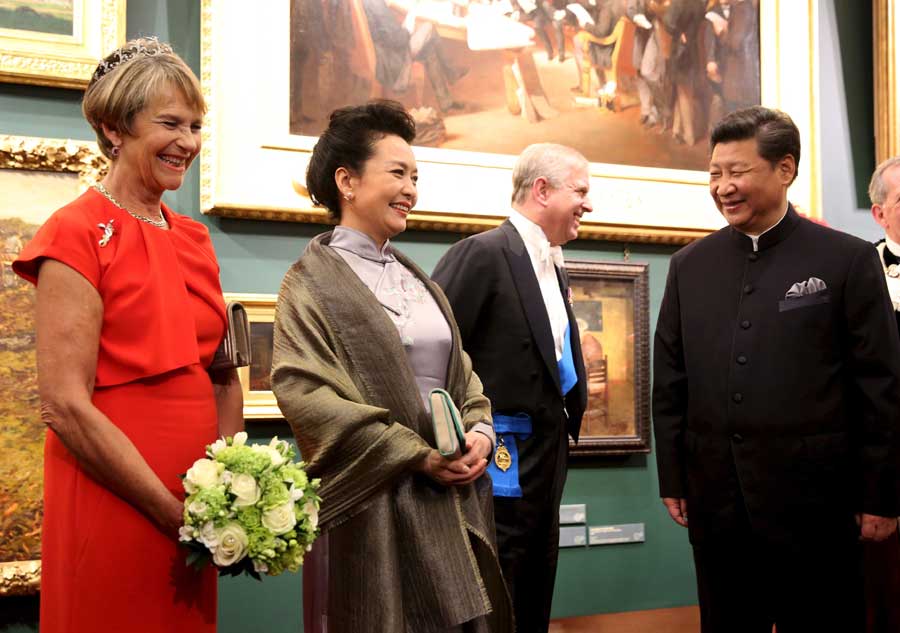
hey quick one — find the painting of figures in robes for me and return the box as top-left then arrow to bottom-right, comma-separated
288,0 -> 760,172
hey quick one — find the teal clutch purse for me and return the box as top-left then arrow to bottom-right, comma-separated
428,388 -> 466,458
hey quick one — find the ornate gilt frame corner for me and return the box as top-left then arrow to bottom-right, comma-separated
874,0 -> 898,165
0,134 -> 105,597
0,135 -> 108,188
0,0 -> 126,89
0,560 -> 40,597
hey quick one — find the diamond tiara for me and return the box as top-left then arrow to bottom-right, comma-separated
90,37 -> 174,86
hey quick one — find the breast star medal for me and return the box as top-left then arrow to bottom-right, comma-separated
97,219 -> 115,247
494,437 -> 512,472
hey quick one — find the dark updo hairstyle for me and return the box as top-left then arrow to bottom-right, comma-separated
710,106 -> 801,184
306,100 -> 416,220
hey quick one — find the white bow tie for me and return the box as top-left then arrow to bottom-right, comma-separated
538,242 -> 564,268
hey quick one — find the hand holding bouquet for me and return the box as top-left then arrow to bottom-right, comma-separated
179,432 -> 321,578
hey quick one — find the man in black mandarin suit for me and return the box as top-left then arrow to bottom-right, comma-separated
433,144 -> 590,633
653,107 -> 900,632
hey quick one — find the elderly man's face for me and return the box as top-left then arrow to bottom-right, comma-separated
540,162 -> 593,246
709,138 -> 794,234
872,165 -> 900,243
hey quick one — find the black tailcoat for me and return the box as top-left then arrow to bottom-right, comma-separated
653,206 -> 900,546
432,220 -> 587,633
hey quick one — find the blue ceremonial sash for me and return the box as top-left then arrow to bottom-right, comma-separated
558,322 -> 577,395
487,413 -> 532,497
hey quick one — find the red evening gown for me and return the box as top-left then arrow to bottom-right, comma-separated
14,188 -> 226,633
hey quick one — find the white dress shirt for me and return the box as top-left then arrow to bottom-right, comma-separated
740,203 -> 789,252
508,210 -> 570,361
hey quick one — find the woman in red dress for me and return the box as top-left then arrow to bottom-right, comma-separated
13,38 -> 243,633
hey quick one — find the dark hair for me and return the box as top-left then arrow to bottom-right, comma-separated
710,106 -> 801,184
306,100 -> 416,219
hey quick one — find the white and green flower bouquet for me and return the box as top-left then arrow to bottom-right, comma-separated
178,431 -> 321,579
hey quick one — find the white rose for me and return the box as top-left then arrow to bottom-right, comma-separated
230,473 -> 261,507
199,521 -> 220,549
187,500 -> 208,517
178,525 -> 195,543
231,431 -> 248,447
262,501 -> 297,535
303,500 -> 319,531
209,438 -> 227,456
184,458 -> 221,492
212,523 -> 249,566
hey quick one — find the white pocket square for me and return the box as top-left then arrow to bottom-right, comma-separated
785,277 -> 827,299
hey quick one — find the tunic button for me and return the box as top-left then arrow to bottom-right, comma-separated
741,320 -> 751,329
732,392 -> 743,403
736,355 -> 747,365
732,433 -> 744,443
743,284 -> 753,294
748,253 -> 759,262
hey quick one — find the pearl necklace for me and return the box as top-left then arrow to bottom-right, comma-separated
93,183 -> 168,229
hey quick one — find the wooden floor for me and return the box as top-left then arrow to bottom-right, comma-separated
549,606 -> 700,633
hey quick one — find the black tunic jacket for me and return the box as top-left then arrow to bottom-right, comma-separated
653,206 -> 900,545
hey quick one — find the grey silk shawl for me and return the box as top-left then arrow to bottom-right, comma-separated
271,233 -> 513,633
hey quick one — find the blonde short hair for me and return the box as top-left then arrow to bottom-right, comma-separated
511,143 -> 588,206
82,37 -> 206,159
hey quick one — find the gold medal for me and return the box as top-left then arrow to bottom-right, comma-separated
494,444 -> 512,472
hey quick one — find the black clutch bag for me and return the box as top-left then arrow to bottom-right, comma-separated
209,301 -> 251,371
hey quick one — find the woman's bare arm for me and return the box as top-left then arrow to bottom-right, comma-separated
209,367 -> 244,438
36,260 -> 183,536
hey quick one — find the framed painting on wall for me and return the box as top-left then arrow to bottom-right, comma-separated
201,0 -> 820,244
222,293 -> 282,420
0,134 -> 107,596
875,0 -> 900,165
0,0 -> 126,89
565,259 -> 650,457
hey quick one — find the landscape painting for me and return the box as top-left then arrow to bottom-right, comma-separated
0,0 -> 75,36
0,168 -> 79,591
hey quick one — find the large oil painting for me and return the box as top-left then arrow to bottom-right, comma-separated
290,0 -> 760,172
0,135 -> 106,596
566,259 -> 649,456
202,0 -> 817,241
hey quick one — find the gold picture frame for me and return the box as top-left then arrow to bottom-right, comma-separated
0,0 -> 126,89
566,260 -> 650,457
200,0 -> 820,244
875,0 -> 899,165
0,134 -> 107,597
223,293 -> 282,420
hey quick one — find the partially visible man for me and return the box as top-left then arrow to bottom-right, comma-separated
654,106 -> 900,632
432,143 -> 591,633
866,157 -> 900,633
